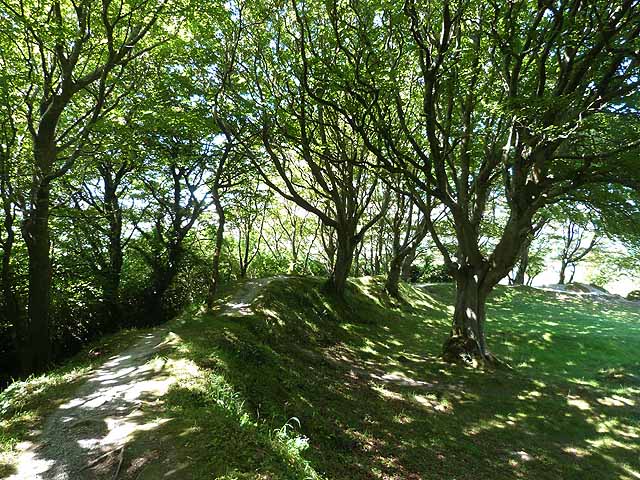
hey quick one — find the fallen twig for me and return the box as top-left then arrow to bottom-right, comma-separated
112,446 -> 125,480
77,446 -> 123,473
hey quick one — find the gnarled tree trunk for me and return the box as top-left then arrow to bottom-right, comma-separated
207,191 -> 225,308
326,227 -> 355,297
441,268 -> 490,365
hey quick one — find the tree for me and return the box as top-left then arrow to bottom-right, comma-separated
253,88 -> 389,295
205,137 -> 238,304
182,0 -> 251,304
132,80 -> 212,321
135,156 -> 210,322
556,219 -> 599,285
244,5 -> 393,295
0,0 -> 171,372
63,121 -> 140,325
229,181 -> 269,278
385,191 -> 429,297
271,200 -> 319,275
284,0 -> 640,364
509,217 -> 548,286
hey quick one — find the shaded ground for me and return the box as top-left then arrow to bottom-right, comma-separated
2,277 -> 639,479
157,277 -> 639,479
4,278 -> 273,480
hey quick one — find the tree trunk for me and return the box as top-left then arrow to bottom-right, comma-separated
326,228 -> 354,297
568,265 -> 576,284
400,245 -> 418,282
145,238 -> 183,324
104,183 -> 123,325
21,181 -> 52,373
207,193 -> 225,308
374,225 -> 383,275
145,268 -> 172,324
102,270 -> 121,327
241,224 -> 250,278
385,256 -> 403,298
441,269 -> 491,365
558,261 -> 567,285
20,103 -> 64,373
512,243 -> 529,285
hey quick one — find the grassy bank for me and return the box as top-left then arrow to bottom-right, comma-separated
1,277 -> 639,479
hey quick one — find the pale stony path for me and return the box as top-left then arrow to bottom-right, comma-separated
221,277 -> 274,316
8,329 -> 174,480
8,278 -> 274,480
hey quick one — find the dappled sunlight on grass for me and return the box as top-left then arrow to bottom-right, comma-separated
122,296 -> 325,479
2,277 -> 638,479
483,285 -> 640,392
150,277 -> 639,479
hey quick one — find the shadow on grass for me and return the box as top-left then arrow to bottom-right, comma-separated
4,278 -> 637,479
157,277 -> 640,479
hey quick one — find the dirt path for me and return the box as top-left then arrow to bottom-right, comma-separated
8,278 -> 273,480
221,277 -> 275,317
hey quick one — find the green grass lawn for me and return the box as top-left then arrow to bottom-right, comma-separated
1,277 -> 639,479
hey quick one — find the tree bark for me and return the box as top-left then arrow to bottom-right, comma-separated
400,245 -> 418,282
21,181 -> 52,373
385,256 -> 403,298
103,175 -> 124,324
512,243 -> 530,285
441,269 -> 491,365
145,259 -> 179,324
326,228 -> 355,297
207,191 -> 225,308
558,261 -> 568,285
19,85 -> 71,373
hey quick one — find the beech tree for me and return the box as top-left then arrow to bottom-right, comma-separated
60,116 -> 146,327
132,71 -> 213,321
385,191 -> 429,297
556,219 -> 599,285
0,0 -> 172,372
508,216 -> 548,286
248,37 -> 390,294
283,0 -> 640,363
229,180 -> 269,278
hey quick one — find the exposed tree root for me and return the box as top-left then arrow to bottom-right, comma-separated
112,446 -> 125,480
441,335 -> 511,370
78,446 -> 124,473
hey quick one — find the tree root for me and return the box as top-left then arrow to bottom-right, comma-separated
112,446 -> 125,480
77,445 -> 124,473
441,335 -> 511,370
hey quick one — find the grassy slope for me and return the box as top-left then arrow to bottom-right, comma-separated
1,278 -> 639,479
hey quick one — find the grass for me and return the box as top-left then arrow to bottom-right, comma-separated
1,277 -> 639,479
